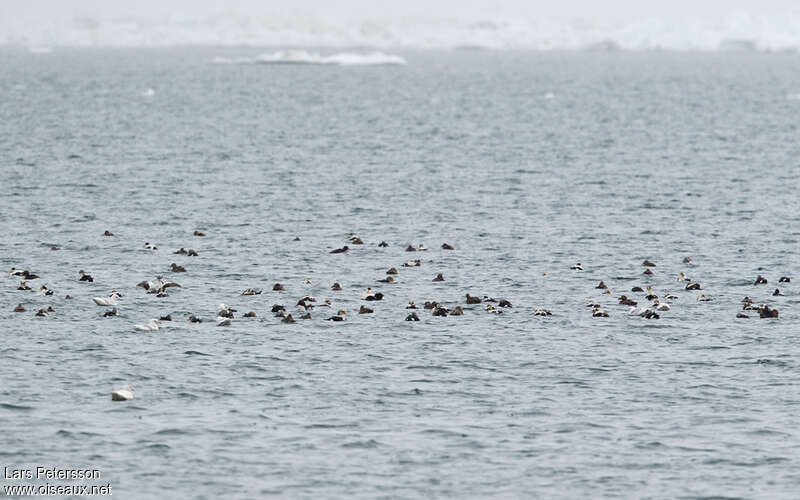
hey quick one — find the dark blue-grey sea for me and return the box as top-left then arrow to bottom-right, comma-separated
1,48 -> 799,498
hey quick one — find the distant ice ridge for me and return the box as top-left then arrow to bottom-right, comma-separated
3,11 -> 800,51
212,50 -> 406,66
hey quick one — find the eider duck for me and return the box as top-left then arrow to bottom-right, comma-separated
432,273 -> 445,282
498,300 -> 512,308
685,282 -> 701,290
482,296 -> 498,303
360,288 -> 374,299
641,309 -> 660,319
405,245 -> 416,252
134,319 -> 160,331
143,242 -> 157,250
193,230 -> 206,237
330,246 -> 349,254
645,287 -> 658,301
403,260 -> 421,267
596,281 -> 608,289
243,311 -> 256,318
364,292 -> 384,301
272,283 -> 285,291
300,313 -> 312,319
271,305 -> 285,313
294,236 -> 301,241
423,301 -> 438,310
631,286 -> 644,292
174,248 -> 188,255
216,316 -> 232,327
217,304 -> 236,318
442,243 -> 454,250
619,295 -> 637,306
652,300 -> 670,311
432,306 -> 448,317
451,306 -> 464,316
9,267 -> 26,277
534,308 -> 552,316
773,289 -> 783,296
92,291 -> 121,306
187,249 -> 199,257
642,260 -> 656,267
754,275 -> 768,285
111,386 -> 133,401
170,263 -> 186,273
677,272 -> 690,282
406,301 -> 417,309
643,269 -> 654,275
465,294 -> 481,304
378,276 -> 395,283
282,314 -> 295,323
378,241 -> 389,248
326,311 -> 347,321
188,315 -> 202,323
18,281 -> 31,291
779,276 -> 791,283
78,270 -> 94,282
349,236 -> 364,245
570,263 -> 583,271
406,312 -> 420,321
103,230 -> 114,237
13,304 -> 25,312
242,288 -> 261,296
683,257 -> 692,264
664,293 -> 679,300
486,304 -> 502,314
23,271 -> 38,280
103,308 -> 119,317
386,267 -> 398,275
736,313 -> 749,319
159,314 -> 172,321
417,244 -> 427,251
331,282 -> 342,291
697,294 -> 712,302
359,305 -> 373,314
758,305 -> 779,318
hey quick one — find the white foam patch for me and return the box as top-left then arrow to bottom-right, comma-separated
213,50 -> 406,66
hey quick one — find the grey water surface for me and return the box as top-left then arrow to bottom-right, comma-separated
1,48 -> 799,499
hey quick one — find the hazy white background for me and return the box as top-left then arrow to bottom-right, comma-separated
2,0 -> 799,49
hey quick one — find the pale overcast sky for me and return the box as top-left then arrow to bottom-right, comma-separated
3,0 -> 798,49
5,0 -> 798,22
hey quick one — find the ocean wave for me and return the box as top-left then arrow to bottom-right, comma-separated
212,50 -> 406,66
3,11 -> 800,52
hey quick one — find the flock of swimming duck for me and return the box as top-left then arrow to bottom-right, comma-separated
6,230 -> 792,401
7,231 -> 790,332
